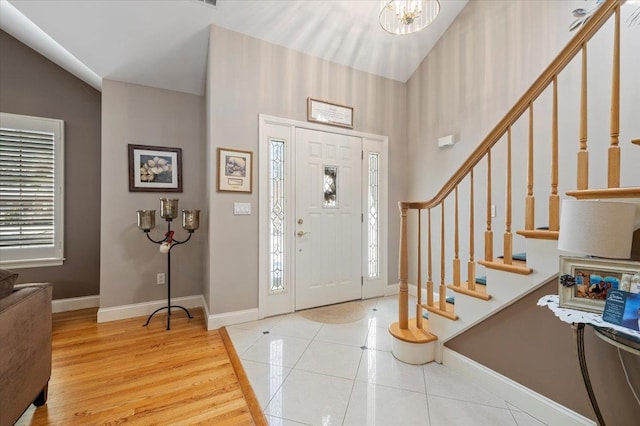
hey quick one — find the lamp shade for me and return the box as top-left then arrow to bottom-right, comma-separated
558,200 -> 636,259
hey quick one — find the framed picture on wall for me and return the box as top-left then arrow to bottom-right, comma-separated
128,144 -> 182,192
307,98 -> 354,128
217,148 -> 253,193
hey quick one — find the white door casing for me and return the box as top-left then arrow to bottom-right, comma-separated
258,115 -> 388,318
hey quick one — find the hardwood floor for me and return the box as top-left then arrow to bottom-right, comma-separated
18,308 -> 266,425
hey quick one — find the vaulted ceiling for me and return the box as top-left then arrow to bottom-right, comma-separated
2,0 -> 468,95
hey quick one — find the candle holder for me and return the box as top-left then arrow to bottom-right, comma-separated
136,198 -> 200,330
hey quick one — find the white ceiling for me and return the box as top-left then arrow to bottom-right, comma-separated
2,0 -> 468,96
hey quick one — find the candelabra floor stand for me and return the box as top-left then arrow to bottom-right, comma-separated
142,222 -> 194,331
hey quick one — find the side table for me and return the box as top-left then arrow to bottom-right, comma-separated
538,295 -> 640,426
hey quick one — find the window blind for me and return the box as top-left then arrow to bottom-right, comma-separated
0,127 -> 56,248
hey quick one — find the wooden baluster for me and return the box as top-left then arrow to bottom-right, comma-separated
505,127 -> 513,265
399,206 -> 408,329
468,170 -> 476,291
577,43 -> 589,190
453,187 -> 460,287
427,208 -> 434,307
416,209 -> 423,328
525,102 -> 535,231
485,149 -> 493,262
439,201 -> 447,311
608,4 -> 621,188
550,75 -> 560,231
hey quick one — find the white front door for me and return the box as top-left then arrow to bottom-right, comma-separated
294,128 -> 362,310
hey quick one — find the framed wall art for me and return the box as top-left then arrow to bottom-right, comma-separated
307,97 -> 354,129
217,148 -> 253,193
128,144 -> 182,192
559,256 -> 640,313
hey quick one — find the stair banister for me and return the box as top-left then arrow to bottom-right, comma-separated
504,127 -> 513,266
397,0 -> 621,213
485,150 -> 493,262
578,44 -> 589,190
439,202 -> 446,311
525,103 -> 535,232
608,2 -> 621,188
453,187 -> 460,287
468,170 -> 476,292
549,76 -> 560,232
398,206 -> 408,330
416,209 -> 423,328
394,0 -> 628,338
427,208 -> 434,307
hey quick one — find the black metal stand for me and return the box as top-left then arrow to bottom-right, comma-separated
573,323 -> 606,426
142,219 -> 194,330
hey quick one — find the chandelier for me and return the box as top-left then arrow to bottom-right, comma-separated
379,0 -> 441,35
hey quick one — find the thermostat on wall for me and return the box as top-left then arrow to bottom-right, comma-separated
438,134 -> 456,148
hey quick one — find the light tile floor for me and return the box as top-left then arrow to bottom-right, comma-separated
227,295 -> 547,426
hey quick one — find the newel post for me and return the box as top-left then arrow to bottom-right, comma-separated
398,204 -> 409,330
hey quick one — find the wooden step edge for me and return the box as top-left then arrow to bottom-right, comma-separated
516,229 -> 559,240
388,319 -> 438,344
447,284 -> 492,301
422,303 -> 458,321
219,327 -> 269,426
566,187 -> 640,199
477,259 -> 533,275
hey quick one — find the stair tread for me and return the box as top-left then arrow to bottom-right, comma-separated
422,302 -> 458,321
498,252 -> 527,261
478,258 -> 533,275
447,281 -> 492,301
516,229 -> 559,240
566,186 -> 640,199
389,319 -> 437,344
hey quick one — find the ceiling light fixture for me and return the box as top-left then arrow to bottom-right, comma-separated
379,0 -> 441,35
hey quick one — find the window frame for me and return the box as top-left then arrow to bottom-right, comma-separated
0,112 -> 65,269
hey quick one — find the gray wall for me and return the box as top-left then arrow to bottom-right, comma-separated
0,30 -> 101,300
100,80 -> 206,308
205,25 -> 409,314
447,280 -> 640,425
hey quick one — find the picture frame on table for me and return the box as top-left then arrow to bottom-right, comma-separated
217,148 -> 253,193
559,256 -> 640,313
128,144 -> 182,192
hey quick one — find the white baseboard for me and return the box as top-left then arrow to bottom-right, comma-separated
442,348 -> 595,426
97,295 -> 205,323
384,283 -> 419,298
207,308 -> 259,330
52,295 -> 100,313
384,282 -> 399,296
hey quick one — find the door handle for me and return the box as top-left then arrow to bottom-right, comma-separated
297,231 -> 311,237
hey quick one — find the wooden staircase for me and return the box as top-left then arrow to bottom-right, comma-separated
390,0 -> 640,364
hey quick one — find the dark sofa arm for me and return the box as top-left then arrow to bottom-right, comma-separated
0,283 -> 52,426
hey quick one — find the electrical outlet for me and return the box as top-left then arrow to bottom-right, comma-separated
157,273 -> 165,285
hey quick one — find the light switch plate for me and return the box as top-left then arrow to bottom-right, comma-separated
234,202 -> 251,215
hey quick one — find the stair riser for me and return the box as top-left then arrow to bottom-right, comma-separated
525,239 -> 559,275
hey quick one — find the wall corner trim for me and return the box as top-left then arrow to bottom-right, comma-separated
206,308 -> 260,331
52,294 -> 100,313
97,295 -> 205,323
442,348 -> 596,426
